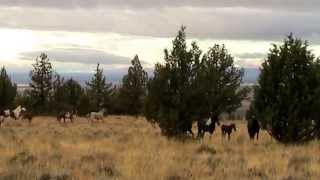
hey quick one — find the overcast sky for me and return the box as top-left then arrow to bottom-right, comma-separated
1,0 -> 320,73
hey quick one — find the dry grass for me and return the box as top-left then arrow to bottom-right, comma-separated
0,116 -> 319,180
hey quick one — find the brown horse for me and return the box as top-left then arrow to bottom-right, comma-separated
221,123 -> 237,140
21,112 -> 34,124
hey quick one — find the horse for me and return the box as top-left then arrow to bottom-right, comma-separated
11,105 -> 27,120
0,115 -> 4,127
20,112 -> 34,124
57,110 -> 77,123
197,115 -> 220,138
247,119 -> 260,140
221,123 -> 237,140
88,109 -> 106,122
2,109 -> 11,118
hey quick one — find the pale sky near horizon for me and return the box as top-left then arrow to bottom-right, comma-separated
1,1 -> 320,73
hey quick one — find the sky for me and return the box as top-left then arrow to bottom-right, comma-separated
1,0 -> 320,73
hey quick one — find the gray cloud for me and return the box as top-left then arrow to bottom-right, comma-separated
0,0 -> 320,10
19,48 -> 146,65
235,52 -> 267,59
1,7 -> 320,41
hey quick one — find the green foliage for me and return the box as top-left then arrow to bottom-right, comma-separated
86,63 -> 113,112
145,26 -> 196,136
52,76 -> 83,112
118,55 -> 148,115
253,34 -> 320,143
194,44 -> 249,120
145,26 -> 246,137
29,53 -> 54,113
0,66 -> 17,109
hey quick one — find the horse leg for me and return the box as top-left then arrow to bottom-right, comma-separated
256,131 -> 259,140
228,133 -> 231,140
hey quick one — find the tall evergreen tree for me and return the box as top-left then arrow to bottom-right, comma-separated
52,73 -> 65,111
29,53 -> 54,113
194,44 -> 249,121
146,26 -> 248,137
253,34 -> 320,143
0,66 -> 17,110
119,55 -> 148,115
145,26 -> 199,136
86,63 -> 113,111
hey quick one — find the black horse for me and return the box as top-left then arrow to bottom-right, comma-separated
247,119 -> 260,140
221,123 -> 237,140
197,115 -> 220,138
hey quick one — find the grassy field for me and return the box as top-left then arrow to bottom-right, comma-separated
0,116 -> 319,180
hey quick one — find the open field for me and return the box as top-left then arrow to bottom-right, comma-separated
0,116 -> 319,180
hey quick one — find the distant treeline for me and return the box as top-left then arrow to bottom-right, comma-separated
1,26 -> 320,143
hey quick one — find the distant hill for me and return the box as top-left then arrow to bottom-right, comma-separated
10,68 -> 260,85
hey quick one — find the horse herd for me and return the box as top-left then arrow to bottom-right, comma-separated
0,106 -> 261,141
196,115 -> 260,141
0,106 -> 108,126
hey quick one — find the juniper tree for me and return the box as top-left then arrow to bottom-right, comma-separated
146,26 -> 248,137
119,55 -> 148,115
145,26 -> 201,136
29,53 -> 54,113
0,66 -> 17,110
61,78 -> 83,110
253,34 -> 320,143
194,44 -> 249,121
86,63 -> 113,111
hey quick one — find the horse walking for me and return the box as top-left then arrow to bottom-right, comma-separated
87,109 -> 106,122
221,123 -> 237,140
57,110 -> 77,123
12,105 -> 27,120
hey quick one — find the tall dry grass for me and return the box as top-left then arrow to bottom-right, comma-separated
0,116 -> 319,180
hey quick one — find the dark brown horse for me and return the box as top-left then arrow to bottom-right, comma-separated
247,119 -> 260,140
221,123 -> 237,140
21,112 -> 34,124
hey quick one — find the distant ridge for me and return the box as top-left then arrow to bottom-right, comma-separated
10,68 -> 260,85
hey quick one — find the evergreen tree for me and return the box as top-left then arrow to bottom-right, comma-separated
0,66 -> 17,110
86,63 -> 113,111
145,26 -> 199,136
119,55 -> 148,115
253,34 -> 320,143
194,44 -> 249,121
61,78 -> 83,109
145,26 -> 248,137
52,73 -> 65,111
29,53 -> 54,113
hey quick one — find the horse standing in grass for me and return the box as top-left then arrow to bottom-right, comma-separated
221,123 -> 237,140
20,111 -> 34,124
57,110 -> 77,123
247,119 -> 260,140
88,109 -> 106,122
197,114 -> 220,138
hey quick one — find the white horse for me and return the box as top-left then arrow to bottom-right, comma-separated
12,105 -> 27,120
88,109 -> 106,122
